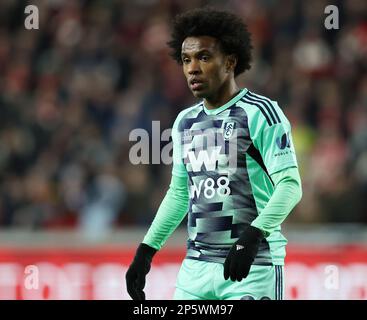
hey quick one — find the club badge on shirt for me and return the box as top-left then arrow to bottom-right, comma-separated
223,121 -> 235,140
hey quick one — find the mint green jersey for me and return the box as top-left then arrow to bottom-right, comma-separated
171,88 -> 298,265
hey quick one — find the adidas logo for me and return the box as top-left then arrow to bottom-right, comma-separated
236,244 -> 245,251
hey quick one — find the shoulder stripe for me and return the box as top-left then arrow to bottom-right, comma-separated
247,91 -> 281,124
243,92 -> 278,125
239,97 -> 273,126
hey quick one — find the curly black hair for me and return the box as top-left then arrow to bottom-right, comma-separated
167,8 -> 253,77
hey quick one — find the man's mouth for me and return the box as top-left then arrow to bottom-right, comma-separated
190,79 -> 204,90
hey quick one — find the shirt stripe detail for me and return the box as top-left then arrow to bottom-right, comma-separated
276,265 -> 280,300
275,265 -> 284,300
275,266 -> 278,300
240,97 -> 272,126
280,266 -> 283,299
248,91 -> 282,124
244,93 -> 278,125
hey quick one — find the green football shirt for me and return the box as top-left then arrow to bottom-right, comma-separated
170,88 -> 298,265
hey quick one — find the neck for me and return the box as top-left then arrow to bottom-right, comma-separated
204,79 -> 239,110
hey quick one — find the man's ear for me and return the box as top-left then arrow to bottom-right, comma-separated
225,54 -> 237,73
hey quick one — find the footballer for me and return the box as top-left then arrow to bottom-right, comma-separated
126,8 -> 302,300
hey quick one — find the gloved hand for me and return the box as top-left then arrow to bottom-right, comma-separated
125,243 -> 157,300
224,225 -> 264,282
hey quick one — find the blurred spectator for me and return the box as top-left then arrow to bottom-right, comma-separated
0,0 -> 366,230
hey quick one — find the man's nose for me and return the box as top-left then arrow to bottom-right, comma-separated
188,60 -> 200,75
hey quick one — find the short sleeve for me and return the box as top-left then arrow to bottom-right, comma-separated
249,101 -> 298,175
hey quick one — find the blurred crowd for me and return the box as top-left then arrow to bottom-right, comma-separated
0,0 -> 366,235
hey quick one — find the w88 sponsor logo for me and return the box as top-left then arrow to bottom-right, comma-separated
190,177 -> 230,199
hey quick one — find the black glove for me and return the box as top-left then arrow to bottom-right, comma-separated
224,225 -> 264,282
125,243 -> 157,300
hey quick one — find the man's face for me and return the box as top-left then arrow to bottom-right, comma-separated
181,36 -> 231,99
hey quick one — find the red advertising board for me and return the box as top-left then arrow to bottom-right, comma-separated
0,245 -> 366,300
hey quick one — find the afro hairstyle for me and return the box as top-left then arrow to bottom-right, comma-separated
167,7 -> 253,77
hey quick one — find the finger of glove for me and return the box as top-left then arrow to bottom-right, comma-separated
126,277 -> 145,300
235,264 -> 244,282
126,269 -> 143,300
135,273 -> 146,291
125,269 -> 137,291
232,259 -> 246,282
140,290 -> 146,300
224,247 -> 237,280
242,263 -> 252,279
229,256 -> 238,282
237,259 -> 252,280
223,256 -> 231,280
133,288 -> 145,300
126,280 -> 139,300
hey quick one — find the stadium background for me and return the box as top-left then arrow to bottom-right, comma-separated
0,0 -> 366,299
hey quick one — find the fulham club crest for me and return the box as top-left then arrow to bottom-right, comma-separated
223,121 -> 235,140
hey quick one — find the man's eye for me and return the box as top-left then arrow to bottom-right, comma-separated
200,55 -> 210,61
182,58 -> 190,64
